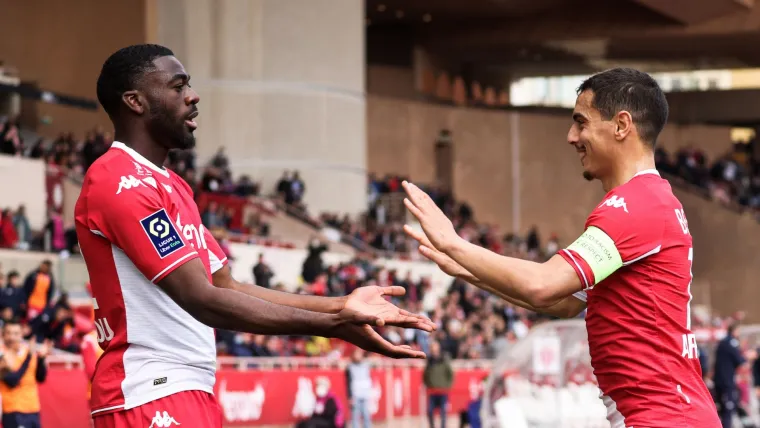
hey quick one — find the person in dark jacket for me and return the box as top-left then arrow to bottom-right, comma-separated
0,271 -> 26,319
302,238 -> 328,284
424,341 -> 454,428
713,323 -> 751,428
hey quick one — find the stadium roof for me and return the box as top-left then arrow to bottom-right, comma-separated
366,0 -> 758,77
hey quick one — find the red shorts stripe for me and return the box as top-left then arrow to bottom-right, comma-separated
92,390 -> 222,428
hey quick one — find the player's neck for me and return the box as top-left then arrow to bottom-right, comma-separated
600,155 -> 656,192
113,129 -> 168,169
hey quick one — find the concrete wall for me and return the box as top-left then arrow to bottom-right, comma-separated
0,0 -> 148,137
0,155 -> 47,230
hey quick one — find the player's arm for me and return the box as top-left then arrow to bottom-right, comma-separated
159,260 -> 427,357
204,231 -> 433,331
83,179 -> 425,358
159,259 -> 341,335
211,259 -> 345,314
445,242 -> 581,309
471,277 -> 586,318
404,225 -> 585,317
403,181 -> 621,309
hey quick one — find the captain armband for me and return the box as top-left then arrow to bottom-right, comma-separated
566,226 -> 623,285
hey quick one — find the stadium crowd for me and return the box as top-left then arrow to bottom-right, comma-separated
0,120 -> 755,362
655,141 -> 760,218
0,121 -> 568,361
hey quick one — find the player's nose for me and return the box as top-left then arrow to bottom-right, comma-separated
567,126 -> 579,145
186,87 -> 200,106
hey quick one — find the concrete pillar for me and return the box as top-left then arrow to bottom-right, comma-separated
149,0 -> 367,215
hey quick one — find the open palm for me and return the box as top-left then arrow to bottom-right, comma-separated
341,286 -> 436,332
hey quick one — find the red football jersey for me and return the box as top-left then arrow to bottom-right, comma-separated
75,142 -> 228,416
560,170 -> 719,428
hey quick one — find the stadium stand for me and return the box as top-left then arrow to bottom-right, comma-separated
6,0 -> 760,426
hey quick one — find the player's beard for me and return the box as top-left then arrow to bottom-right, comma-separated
147,100 -> 196,151
583,170 -> 594,181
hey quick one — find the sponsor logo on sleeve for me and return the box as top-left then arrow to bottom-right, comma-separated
140,209 -> 185,258
598,195 -> 628,213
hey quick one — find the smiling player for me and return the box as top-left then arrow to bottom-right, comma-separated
403,68 -> 720,428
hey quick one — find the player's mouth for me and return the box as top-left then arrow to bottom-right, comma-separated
185,111 -> 199,131
577,145 -> 587,162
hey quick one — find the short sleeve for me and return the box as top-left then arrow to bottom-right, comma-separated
83,180 -> 199,283
559,188 -> 663,289
204,228 -> 229,274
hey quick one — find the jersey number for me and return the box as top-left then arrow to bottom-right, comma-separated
94,317 -> 114,343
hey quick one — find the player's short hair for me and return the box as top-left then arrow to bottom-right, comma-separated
96,44 -> 175,119
577,68 -> 668,148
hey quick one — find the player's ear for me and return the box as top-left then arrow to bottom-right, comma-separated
614,110 -> 633,142
122,90 -> 145,115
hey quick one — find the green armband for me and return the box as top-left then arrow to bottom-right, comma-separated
567,226 -> 623,285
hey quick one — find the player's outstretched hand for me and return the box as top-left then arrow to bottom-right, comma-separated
341,285 -> 437,332
335,323 -> 426,359
403,225 -> 479,282
402,181 -> 460,252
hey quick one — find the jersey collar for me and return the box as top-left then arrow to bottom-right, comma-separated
633,169 -> 660,178
111,141 -> 170,178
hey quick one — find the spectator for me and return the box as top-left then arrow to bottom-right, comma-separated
302,237 -> 328,284
43,209 -> 66,253
252,254 -> 274,289
276,170 -> 292,202
296,376 -> 345,428
12,205 -> 31,250
209,146 -> 229,170
346,349 -> 372,428
23,260 -> 55,320
201,201 -> 225,229
0,319 -> 51,428
28,298 -> 74,350
290,171 -> 306,205
713,323 -> 748,428
235,175 -> 259,197
424,341 -> 454,428
0,122 -> 22,156
1,271 -> 26,319
0,208 -> 18,248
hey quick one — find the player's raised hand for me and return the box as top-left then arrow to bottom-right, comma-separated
341,285 -> 436,332
335,323 -> 426,359
403,224 -> 477,281
402,181 -> 460,252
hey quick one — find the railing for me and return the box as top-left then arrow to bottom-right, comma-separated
47,353 -> 493,371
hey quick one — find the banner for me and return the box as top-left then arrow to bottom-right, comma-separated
39,366 -> 489,427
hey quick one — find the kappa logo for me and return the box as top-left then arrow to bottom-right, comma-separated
599,195 -> 629,213
116,175 -> 144,194
116,175 -> 160,194
148,411 -> 180,427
